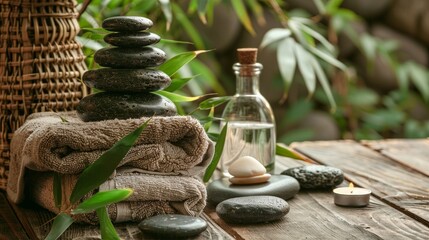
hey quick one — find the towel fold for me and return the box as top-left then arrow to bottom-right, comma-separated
7,112 -> 214,204
26,167 -> 206,224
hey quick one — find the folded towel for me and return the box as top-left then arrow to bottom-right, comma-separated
7,112 -> 214,204
26,167 -> 206,224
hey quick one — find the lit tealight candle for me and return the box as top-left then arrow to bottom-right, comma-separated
333,183 -> 371,207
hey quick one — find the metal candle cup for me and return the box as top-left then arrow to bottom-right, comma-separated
333,185 -> 371,207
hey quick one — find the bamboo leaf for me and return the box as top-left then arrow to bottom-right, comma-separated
159,0 -> 172,30
308,46 -> 347,70
204,107 -> 215,132
408,63 -> 429,101
164,77 -> 194,92
80,28 -> 111,35
247,0 -> 265,25
96,207 -> 120,240
158,50 -> 210,77
203,123 -> 228,182
72,189 -> 133,214
260,28 -> 292,49
69,119 -> 151,204
44,213 -> 74,240
277,38 -> 297,91
294,44 -> 316,95
326,0 -> 344,13
396,64 -> 409,91
155,90 -> 205,102
313,0 -> 326,14
199,96 -> 231,110
311,56 -> 337,112
231,0 -> 256,36
53,173 -> 62,210
360,34 -> 377,61
159,39 -> 194,45
172,3 -> 205,49
299,24 -> 335,53
197,0 -> 209,24
276,144 -> 304,160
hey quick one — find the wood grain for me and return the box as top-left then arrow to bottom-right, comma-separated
362,139 -> 429,176
291,140 -> 429,227
0,191 -> 29,240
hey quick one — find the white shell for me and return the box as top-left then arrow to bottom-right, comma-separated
228,156 -> 266,177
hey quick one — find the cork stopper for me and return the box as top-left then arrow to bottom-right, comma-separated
237,48 -> 257,64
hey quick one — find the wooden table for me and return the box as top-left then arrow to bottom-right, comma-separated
1,139 -> 429,239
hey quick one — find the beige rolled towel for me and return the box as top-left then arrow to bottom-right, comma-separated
7,112 -> 214,204
26,167 -> 206,224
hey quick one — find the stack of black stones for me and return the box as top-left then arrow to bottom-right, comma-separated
77,16 -> 177,122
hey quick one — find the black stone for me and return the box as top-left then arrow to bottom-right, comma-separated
138,214 -> 207,238
102,16 -> 153,32
216,196 -> 290,224
104,32 -> 161,47
281,165 -> 344,189
83,68 -> 171,92
94,46 -> 166,68
207,175 -> 300,205
76,92 -> 177,122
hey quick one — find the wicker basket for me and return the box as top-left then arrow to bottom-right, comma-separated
0,0 -> 88,190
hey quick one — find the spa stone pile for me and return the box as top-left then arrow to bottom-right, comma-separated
77,16 -> 176,121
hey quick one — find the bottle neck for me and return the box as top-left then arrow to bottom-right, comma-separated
233,63 -> 262,95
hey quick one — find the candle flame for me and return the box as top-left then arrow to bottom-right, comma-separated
349,182 -> 354,193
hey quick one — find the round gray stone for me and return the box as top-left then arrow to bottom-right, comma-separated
104,32 -> 161,47
216,196 -> 290,224
281,165 -> 344,189
138,214 -> 207,238
102,16 -> 153,32
94,46 -> 166,68
76,92 -> 177,122
207,175 -> 300,205
83,68 -> 171,92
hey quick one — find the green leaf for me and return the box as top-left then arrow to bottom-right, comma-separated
164,77 -> 194,92
172,3 -> 205,49
80,28 -> 111,35
197,0 -> 209,24
311,56 -> 337,112
396,64 -> 409,91
96,207 -> 120,240
231,0 -> 256,36
159,0 -> 172,30
308,46 -> 346,70
299,23 -> 335,53
159,39 -> 194,45
72,189 -> 133,214
53,173 -> 62,210
313,0 -> 326,14
294,44 -> 316,95
247,0 -> 265,25
158,50 -> 210,77
76,36 -> 104,51
203,123 -> 228,182
199,96 -> 231,110
277,38 -> 297,91
155,90 -> 205,102
69,119 -> 151,204
204,107 -> 215,132
360,34 -> 377,61
275,144 -> 305,159
260,28 -> 291,48
326,0 -> 344,13
44,213 -> 74,240
408,63 -> 429,101
207,132 -> 219,142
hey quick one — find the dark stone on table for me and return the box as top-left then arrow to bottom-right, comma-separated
94,46 -> 166,68
102,16 -> 153,32
104,32 -> 161,47
281,165 -> 344,189
216,196 -> 290,224
77,92 -> 176,122
138,214 -> 207,238
207,175 -> 300,205
83,68 -> 171,92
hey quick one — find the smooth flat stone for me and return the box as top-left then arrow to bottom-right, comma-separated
216,196 -> 289,224
229,173 -> 271,185
102,16 -> 153,32
207,175 -> 300,205
77,92 -> 176,122
104,32 -> 161,47
281,165 -> 344,189
138,214 -> 207,238
94,46 -> 166,68
228,156 -> 266,178
83,68 -> 171,92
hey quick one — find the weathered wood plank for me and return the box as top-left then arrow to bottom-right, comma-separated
0,191 -> 29,240
12,200 -> 233,240
291,140 -> 429,227
362,139 -> 429,176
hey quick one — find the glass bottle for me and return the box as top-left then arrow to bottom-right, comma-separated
220,48 -> 276,177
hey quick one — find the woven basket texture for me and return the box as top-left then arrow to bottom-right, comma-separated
0,0 -> 88,190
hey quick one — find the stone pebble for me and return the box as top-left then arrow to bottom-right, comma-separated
102,16 -> 153,32
216,196 -> 290,224
207,175 -> 300,205
104,32 -> 161,47
94,46 -> 166,68
281,165 -> 344,189
138,214 -> 207,238
228,156 -> 266,178
76,92 -> 177,122
83,68 -> 171,92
